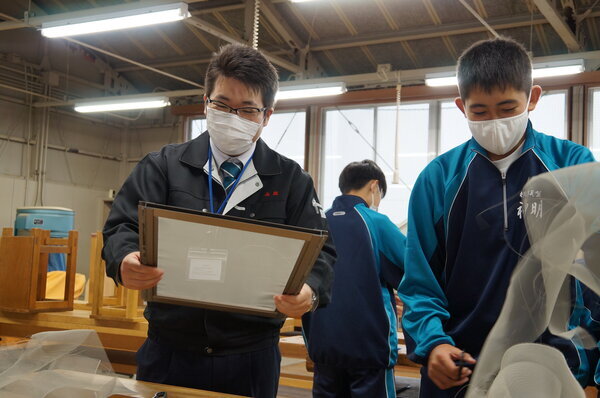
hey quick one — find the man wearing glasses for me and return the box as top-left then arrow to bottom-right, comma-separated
102,43 -> 335,398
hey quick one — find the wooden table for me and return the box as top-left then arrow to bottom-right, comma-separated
8,310 -> 595,396
0,309 -> 296,375
0,369 -> 246,398
112,378 -> 248,397
0,309 -> 146,374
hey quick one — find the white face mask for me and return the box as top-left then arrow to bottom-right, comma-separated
369,186 -> 381,212
206,107 -> 263,155
468,105 -> 530,156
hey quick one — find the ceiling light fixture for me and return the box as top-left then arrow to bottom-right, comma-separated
425,59 -> 586,87
532,59 -> 585,78
424,74 -> 458,87
74,96 -> 169,113
276,82 -> 347,100
41,2 -> 188,38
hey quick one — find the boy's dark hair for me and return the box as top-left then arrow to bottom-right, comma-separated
339,160 -> 387,197
205,43 -> 279,109
457,37 -> 532,100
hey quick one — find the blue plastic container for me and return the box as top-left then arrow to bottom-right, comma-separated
15,207 -> 75,271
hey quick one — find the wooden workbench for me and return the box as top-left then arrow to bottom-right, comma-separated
113,378 -> 248,397
0,369 -> 246,398
0,309 -> 146,374
0,309 -> 296,374
4,310 -> 595,396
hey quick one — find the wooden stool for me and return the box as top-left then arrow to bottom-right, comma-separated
88,232 -> 144,321
0,228 -> 78,313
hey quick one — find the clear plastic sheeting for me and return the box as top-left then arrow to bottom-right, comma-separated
487,343 -> 584,398
467,162 -> 600,397
0,329 -> 145,398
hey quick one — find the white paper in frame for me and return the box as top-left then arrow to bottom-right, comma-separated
139,202 -> 328,317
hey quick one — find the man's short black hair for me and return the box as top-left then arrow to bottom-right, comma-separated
457,37 -> 532,101
339,160 -> 387,197
205,43 -> 279,109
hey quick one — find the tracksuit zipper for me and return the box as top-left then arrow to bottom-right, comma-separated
502,172 -> 508,231
473,147 -> 533,233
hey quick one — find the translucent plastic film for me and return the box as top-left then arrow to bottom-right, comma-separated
467,162 -> 600,397
0,329 -> 145,397
486,343 -> 584,398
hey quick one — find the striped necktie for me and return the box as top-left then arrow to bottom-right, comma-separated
220,158 -> 243,192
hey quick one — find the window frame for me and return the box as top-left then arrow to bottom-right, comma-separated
587,85 -> 600,157
176,72 -> 600,205
529,88 -> 570,140
319,100 -> 436,224
188,116 -> 206,141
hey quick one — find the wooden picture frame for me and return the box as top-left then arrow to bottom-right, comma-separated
139,202 -> 327,318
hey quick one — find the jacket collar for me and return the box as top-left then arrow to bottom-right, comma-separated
333,194 -> 368,210
180,131 -> 282,176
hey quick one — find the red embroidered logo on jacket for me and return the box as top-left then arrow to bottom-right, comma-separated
264,191 -> 281,197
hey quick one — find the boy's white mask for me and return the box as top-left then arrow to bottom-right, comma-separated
467,96 -> 530,156
206,107 -> 262,155
369,184 -> 381,212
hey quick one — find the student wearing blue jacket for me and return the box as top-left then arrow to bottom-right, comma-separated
303,160 -> 406,398
399,37 -> 596,398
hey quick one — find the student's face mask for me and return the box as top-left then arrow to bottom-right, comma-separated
467,96 -> 530,156
370,184 -> 382,212
206,107 -> 263,155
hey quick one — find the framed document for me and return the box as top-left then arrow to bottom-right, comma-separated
139,202 -> 328,317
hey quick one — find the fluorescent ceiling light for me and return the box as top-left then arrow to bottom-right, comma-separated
276,82 -> 346,100
425,59 -> 585,87
41,2 -> 188,38
532,59 -> 584,78
74,96 -> 169,113
290,0 -> 319,3
425,75 -> 458,87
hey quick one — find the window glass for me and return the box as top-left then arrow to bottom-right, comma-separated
322,108 -> 375,214
440,101 -> 470,153
190,118 -> 206,140
529,90 -> 567,139
260,111 -> 306,167
376,104 -> 429,224
590,88 -> 600,160
322,104 -> 429,225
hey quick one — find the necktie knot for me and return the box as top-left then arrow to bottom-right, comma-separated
220,158 -> 243,192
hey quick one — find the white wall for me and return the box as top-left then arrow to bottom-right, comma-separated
0,99 -> 123,278
0,175 -> 113,278
124,124 -> 182,177
0,99 -> 184,278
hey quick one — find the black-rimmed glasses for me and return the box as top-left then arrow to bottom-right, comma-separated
206,97 -> 266,120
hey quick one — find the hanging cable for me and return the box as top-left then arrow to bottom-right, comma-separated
529,0 -> 534,52
252,0 -> 260,49
458,0 -> 500,38
335,107 -> 412,191
274,112 -> 298,150
40,88 -> 51,206
24,65 -> 33,205
392,81 -> 402,185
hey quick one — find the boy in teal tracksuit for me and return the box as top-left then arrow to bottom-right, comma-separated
399,37 -> 596,397
303,160 -> 406,398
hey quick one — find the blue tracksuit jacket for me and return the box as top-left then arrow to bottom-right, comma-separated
303,195 -> 406,368
399,122 -> 596,384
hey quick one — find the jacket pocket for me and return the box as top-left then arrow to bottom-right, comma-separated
167,189 -> 210,211
251,200 -> 287,224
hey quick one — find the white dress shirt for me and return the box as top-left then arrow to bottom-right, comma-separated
209,139 -> 256,169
